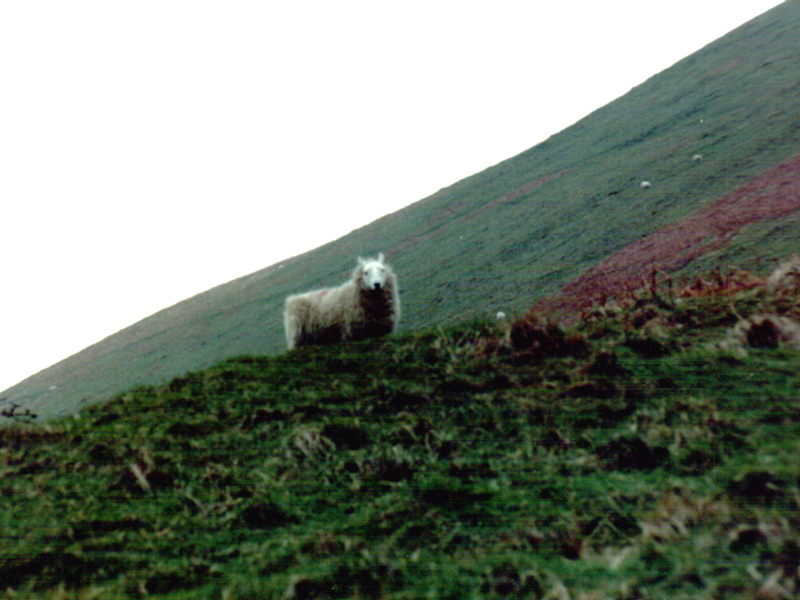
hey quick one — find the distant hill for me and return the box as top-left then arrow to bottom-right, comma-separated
4,0 -> 800,421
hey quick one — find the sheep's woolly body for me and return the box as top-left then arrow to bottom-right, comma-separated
284,255 -> 400,350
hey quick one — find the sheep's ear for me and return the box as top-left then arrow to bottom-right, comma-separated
378,252 -> 385,263
357,256 -> 366,266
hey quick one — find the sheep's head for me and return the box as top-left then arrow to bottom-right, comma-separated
357,253 -> 389,291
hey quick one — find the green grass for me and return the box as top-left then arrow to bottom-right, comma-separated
3,274 -> 800,598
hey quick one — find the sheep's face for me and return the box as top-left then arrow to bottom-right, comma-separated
361,260 -> 388,291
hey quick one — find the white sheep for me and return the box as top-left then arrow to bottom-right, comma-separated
640,181 -> 652,189
284,253 -> 400,350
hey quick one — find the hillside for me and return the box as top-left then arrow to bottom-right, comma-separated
2,263 -> 800,598
4,1 -> 800,420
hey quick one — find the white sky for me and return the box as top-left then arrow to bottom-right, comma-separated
0,1 -> 784,393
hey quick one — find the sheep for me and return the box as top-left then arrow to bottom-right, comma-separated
640,181 -> 652,189
284,253 -> 400,350
692,154 -> 703,161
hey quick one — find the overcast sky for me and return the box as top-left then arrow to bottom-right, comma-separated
0,1 -> 784,393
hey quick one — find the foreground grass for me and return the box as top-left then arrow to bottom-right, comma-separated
2,276 -> 800,599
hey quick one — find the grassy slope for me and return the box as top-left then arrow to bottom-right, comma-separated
2,269 -> 800,598
4,2 -> 800,419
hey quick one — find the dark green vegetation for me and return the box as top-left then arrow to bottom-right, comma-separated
5,2 -> 800,419
3,271 -> 800,598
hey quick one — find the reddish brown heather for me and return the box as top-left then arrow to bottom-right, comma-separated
533,154 -> 800,318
